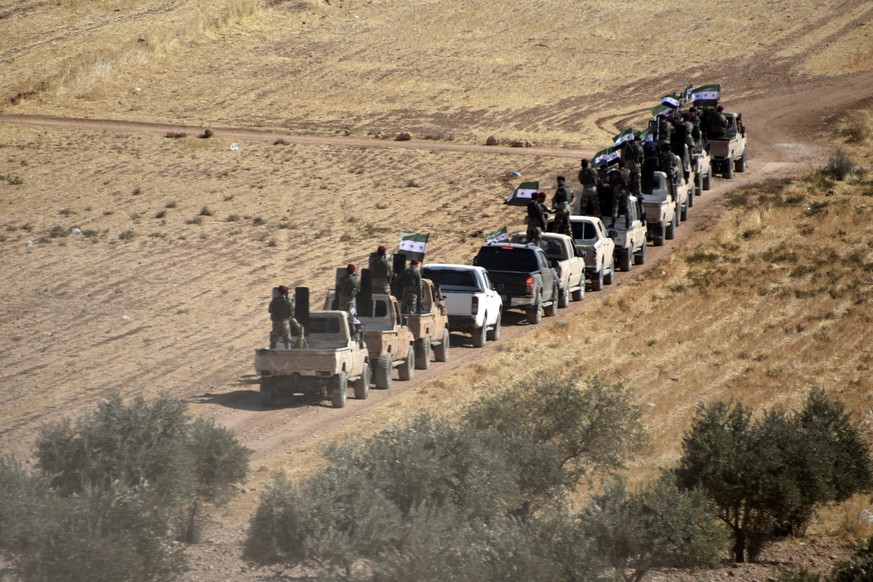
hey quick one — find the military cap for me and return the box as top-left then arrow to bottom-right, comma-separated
377,245 -> 387,255
347,263 -> 357,273
278,285 -> 289,294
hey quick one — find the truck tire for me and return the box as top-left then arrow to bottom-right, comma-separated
680,200 -> 688,221
414,335 -> 431,370
374,354 -> 393,389
724,159 -> 734,179
666,211 -> 677,240
688,187 -> 695,208
330,372 -> 348,409
591,268 -> 604,291
398,345 -> 415,381
472,320 -> 487,347
736,149 -> 748,173
558,285 -> 570,308
634,241 -> 647,265
545,292 -> 558,317
260,376 -> 278,407
571,283 -> 584,302
653,223 -> 665,247
352,363 -> 370,400
604,257 -> 616,285
526,295 -> 543,324
486,311 -> 501,341
695,171 -> 703,196
703,167 -> 712,191
434,328 -> 450,362
619,247 -> 633,272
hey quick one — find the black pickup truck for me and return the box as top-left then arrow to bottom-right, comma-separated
472,242 -> 559,324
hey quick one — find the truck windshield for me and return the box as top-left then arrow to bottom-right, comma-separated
474,247 -> 538,272
421,268 -> 479,291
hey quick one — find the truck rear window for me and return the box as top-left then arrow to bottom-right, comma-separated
421,268 -> 479,291
571,221 -> 598,241
474,246 -> 539,272
308,317 -> 341,334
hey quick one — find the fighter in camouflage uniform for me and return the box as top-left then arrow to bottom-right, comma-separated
576,159 -> 600,216
338,263 -> 361,313
609,167 -> 630,228
369,245 -> 393,294
623,136 -> 644,197
400,259 -> 423,314
526,191 -> 548,242
551,176 -> 574,236
269,285 -> 303,349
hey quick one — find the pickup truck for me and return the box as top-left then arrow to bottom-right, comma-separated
404,278 -> 450,369
640,170 -> 678,246
567,216 -> 616,291
325,290 -> 414,389
599,195 -> 649,272
421,264 -> 503,348
693,147 -> 713,194
709,111 -> 748,179
254,306 -> 370,409
510,232 -> 586,307
472,242 -> 559,324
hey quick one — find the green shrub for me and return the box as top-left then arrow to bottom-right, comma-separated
822,149 -> 857,181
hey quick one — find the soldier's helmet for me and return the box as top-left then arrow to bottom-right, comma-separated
347,263 -> 357,273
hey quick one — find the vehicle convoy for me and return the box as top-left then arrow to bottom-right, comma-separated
566,216 -> 616,291
510,232 -> 586,307
709,111 -> 748,179
421,264 -> 503,348
640,170 -> 679,246
403,277 -> 450,369
599,195 -> 649,272
473,242 -> 559,324
255,288 -> 370,409
327,289 -> 415,389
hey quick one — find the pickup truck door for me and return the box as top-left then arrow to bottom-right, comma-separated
537,250 -> 557,299
480,271 -> 502,323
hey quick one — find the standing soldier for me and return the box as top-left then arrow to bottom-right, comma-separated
338,263 -> 361,313
658,141 -> 679,200
608,168 -> 630,228
400,259 -> 423,314
577,159 -> 600,216
710,105 -> 729,138
526,191 -> 548,242
623,136 -> 644,197
551,176 -> 574,237
369,245 -> 392,294
269,285 -> 302,350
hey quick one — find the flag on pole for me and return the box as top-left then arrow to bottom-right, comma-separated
690,84 -> 720,103
399,232 -> 429,255
683,83 -> 694,103
638,127 -> 653,142
484,226 -> 509,243
651,104 -> 672,119
504,181 -> 539,206
593,147 -> 619,168
613,128 -> 635,148
660,93 -> 681,108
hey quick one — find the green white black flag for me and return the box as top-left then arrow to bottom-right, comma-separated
660,93 -> 681,108
484,226 -> 509,243
613,128 -> 635,148
504,181 -> 540,206
651,104 -> 672,119
691,84 -> 720,102
593,147 -> 619,168
399,232 -> 429,255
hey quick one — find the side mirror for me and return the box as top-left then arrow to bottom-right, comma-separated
577,248 -> 587,258
608,231 -> 618,239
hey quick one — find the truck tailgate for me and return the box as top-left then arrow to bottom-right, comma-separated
255,348 -> 343,375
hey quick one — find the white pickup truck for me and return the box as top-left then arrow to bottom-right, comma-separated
510,232 -> 586,307
421,264 -> 502,348
567,216 -> 616,291
641,170 -> 678,246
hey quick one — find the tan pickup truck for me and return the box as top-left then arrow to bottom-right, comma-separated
254,307 -> 370,409
327,290 -> 415,389
511,231 -> 586,306
404,278 -> 450,369
709,111 -> 748,179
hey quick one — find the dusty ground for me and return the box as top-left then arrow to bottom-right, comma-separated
2,0 -> 873,579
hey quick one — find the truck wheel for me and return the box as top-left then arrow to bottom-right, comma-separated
653,224 -> 665,247
260,376 -> 278,407
352,363 -> 370,400
374,354 -> 393,389
634,241 -> 647,265
398,345 -> 415,381
414,335 -> 431,370
724,159 -> 734,179
558,285 -> 570,308
666,212 -> 677,240
526,296 -> 543,324
604,257 -> 616,285
571,283 -> 584,302
434,328 -> 450,362
545,292 -> 558,317
619,247 -> 633,272
486,311 -> 501,341
680,200 -> 689,221
695,171 -> 703,196
703,167 -> 712,191
688,187 -> 695,208
736,149 -> 748,173
472,320 -> 487,347
330,372 -> 348,409
591,268 -> 604,291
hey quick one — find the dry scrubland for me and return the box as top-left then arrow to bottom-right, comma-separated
2,0 -> 873,578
